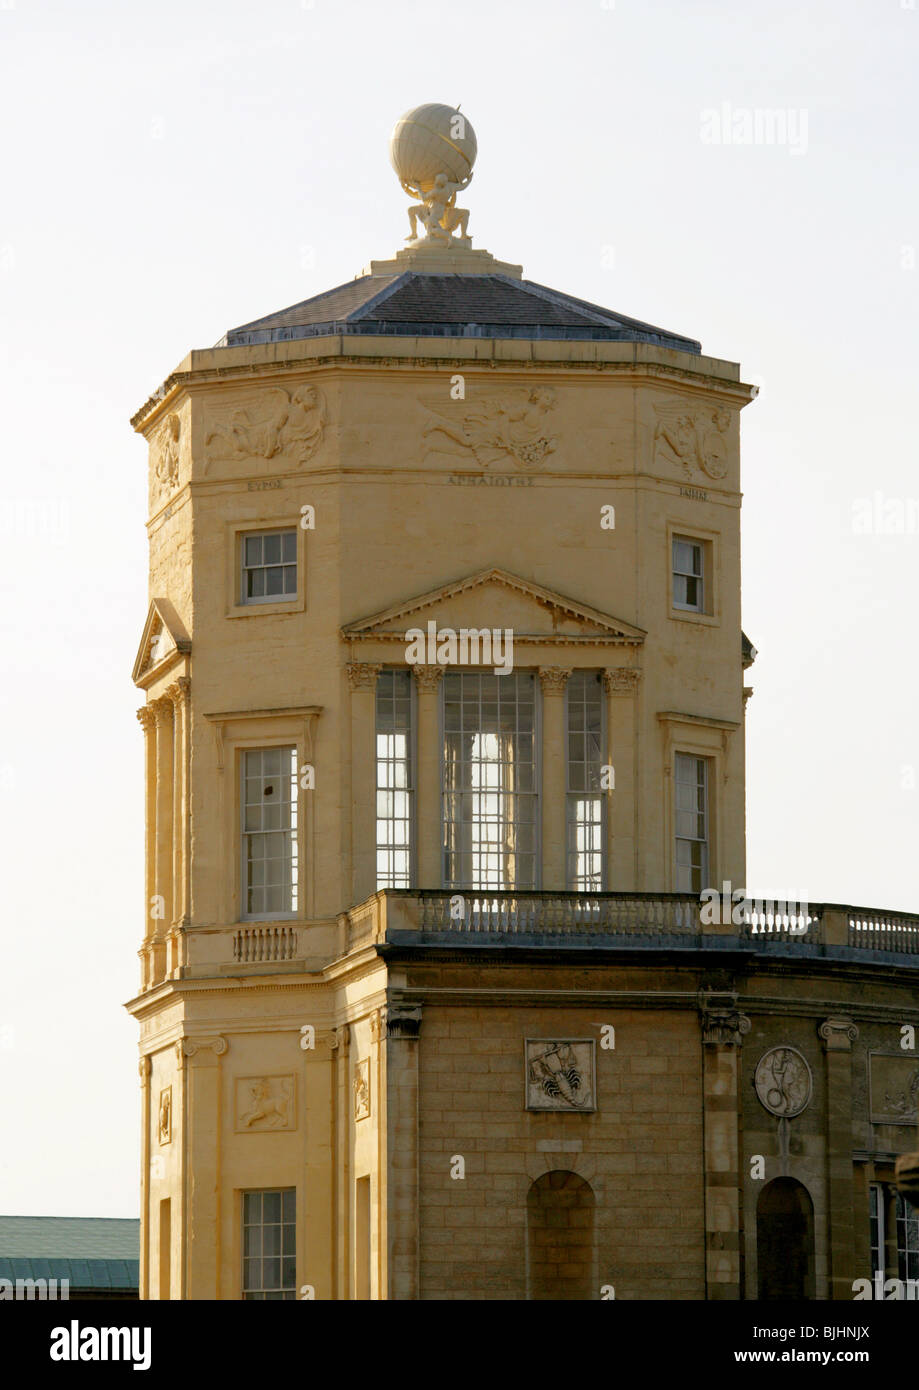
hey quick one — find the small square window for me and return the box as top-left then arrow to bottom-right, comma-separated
673,537 -> 704,612
241,529 -> 297,605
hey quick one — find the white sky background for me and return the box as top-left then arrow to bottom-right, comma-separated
0,0 -> 916,1216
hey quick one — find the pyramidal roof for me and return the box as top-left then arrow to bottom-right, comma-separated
219,253 -> 701,355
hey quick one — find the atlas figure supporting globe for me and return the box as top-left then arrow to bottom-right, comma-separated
389,103 -> 478,248
404,171 -> 472,245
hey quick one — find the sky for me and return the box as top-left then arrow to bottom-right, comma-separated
0,0 -> 916,1217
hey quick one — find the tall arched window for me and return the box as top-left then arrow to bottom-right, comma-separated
756,1177 -> 815,1300
526,1170 -> 595,1300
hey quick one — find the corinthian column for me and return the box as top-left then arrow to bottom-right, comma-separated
538,667 -> 570,890
347,663 -> 381,906
167,678 -> 190,928
136,706 -> 157,951
152,698 -> 174,980
412,666 -> 444,889
603,667 -> 640,891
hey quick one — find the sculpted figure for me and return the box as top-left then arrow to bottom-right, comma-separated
424,386 -> 557,468
206,386 -> 325,466
153,413 -> 181,491
403,171 -> 472,245
241,1078 -> 291,1129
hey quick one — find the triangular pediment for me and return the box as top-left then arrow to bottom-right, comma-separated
132,598 -> 191,688
342,569 -> 645,646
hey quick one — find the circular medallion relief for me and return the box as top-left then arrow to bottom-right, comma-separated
754,1046 -> 813,1118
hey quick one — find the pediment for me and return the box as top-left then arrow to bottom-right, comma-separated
341,569 -> 645,646
132,598 -> 191,688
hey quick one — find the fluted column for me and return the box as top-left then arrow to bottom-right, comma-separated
603,667 -> 640,891
167,679 -> 190,929
152,697 -> 174,981
412,666 -> 444,889
347,663 -> 381,906
819,1017 -> 859,1299
136,706 -> 157,957
538,667 -> 570,890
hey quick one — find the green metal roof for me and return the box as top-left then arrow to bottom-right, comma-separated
0,1257 -> 137,1290
0,1216 -> 139,1260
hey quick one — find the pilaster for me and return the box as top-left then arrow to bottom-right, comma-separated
819,1016 -> 858,1299
699,986 -> 750,1300
384,1002 -> 423,1301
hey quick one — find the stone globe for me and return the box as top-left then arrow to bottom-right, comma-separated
389,103 -> 477,194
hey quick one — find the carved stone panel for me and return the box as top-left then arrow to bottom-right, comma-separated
653,402 -> 731,481
157,1086 -> 172,1145
234,1075 -> 297,1132
204,386 -> 326,472
354,1059 -> 371,1122
525,1039 -> 596,1112
868,1052 -> 919,1125
753,1047 -> 813,1118
422,387 -> 558,470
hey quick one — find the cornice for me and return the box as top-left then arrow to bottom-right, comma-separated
131,348 -> 754,434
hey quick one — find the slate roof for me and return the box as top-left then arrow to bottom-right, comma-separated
0,1215 -> 139,1260
219,272 -> 701,354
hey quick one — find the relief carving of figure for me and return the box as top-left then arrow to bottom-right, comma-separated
423,386 -> 557,469
157,1089 -> 171,1144
241,1077 -> 292,1129
653,403 -> 731,480
205,386 -> 325,468
152,413 -> 181,493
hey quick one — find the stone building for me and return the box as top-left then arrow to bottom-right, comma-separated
127,109 -> 919,1301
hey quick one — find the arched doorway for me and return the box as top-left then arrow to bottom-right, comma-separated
526,1170 -> 595,1300
756,1177 -> 815,1299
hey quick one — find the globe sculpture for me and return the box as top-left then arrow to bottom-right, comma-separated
389,104 -> 477,247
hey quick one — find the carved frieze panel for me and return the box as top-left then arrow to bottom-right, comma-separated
235,1075 -> 297,1132
354,1059 -> 371,1121
869,1052 -> 919,1125
150,411 -> 183,502
525,1039 -> 596,1112
653,402 -> 731,481
204,386 -> 326,472
422,387 -> 558,470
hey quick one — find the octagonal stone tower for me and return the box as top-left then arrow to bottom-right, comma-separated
128,110 -> 759,1301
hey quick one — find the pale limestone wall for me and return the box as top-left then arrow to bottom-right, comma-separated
130,325 -> 753,1300
416,1005 -> 705,1300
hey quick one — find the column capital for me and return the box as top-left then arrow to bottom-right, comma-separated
152,695 -> 174,726
138,1055 -> 152,1088
411,665 -> 445,693
385,1003 -> 423,1040
603,667 -> 641,696
346,662 -> 382,692
699,988 -> 750,1046
538,666 -> 571,694
181,1035 -> 228,1063
137,704 -> 156,732
166,677 -> 190,707
818,1017 -> 858,1052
